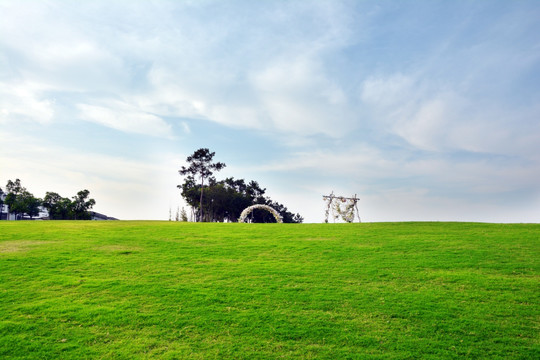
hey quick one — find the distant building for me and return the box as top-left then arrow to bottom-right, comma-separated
0,191 -> 11,220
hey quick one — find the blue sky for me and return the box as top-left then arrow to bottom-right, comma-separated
1,0 -> 539,222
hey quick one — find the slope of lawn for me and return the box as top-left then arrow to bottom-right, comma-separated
0,221 -> 538,359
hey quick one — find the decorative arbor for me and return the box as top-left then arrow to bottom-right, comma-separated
238,204 -> 283,223
323,192 -> 361,223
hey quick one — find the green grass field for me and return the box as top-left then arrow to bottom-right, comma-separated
0,221 -> 538,359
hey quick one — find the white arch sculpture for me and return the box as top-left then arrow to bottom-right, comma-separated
238,204 -> 283,223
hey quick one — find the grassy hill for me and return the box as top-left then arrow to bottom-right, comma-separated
0,221 -> 538,359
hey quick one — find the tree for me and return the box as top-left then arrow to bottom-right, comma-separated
178,174 -> 303,223
178,148 -> 225,222
3,180 -> 99,220
0,187 -> 4,220
43,190 -> 96,220
18,191 -> 41,219
6,179 -> 24,195
4,179 -> 25,220
43,192 -> 72,220
2,180 -> 42,220
71,190 -> 96,220
180,207 -> 188,222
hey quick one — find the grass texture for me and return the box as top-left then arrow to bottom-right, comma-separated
0,221 -> 538,359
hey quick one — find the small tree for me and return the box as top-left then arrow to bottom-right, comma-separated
4,179 -> 25,220
3,179 -> 41,220
180,207 -> 188,222
178,148 -> 225,222
19,191 -> 41,219
71,190 -> 96,220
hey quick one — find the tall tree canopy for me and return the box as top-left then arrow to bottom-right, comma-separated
178,150 -> 303,223
179,148 -> 226,222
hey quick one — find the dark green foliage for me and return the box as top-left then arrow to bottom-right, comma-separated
3,179 -> 41,219
17,191 -> 41,219
3,192 -> 17,216
178,149 -> 302,223
42,192 -> 71,220
179,176 -> 302,223
0,187 -> 4,217
5,179 -> 23,194
3,179 -> 24,218
3,179 -> 96,220
71,190 -> 96,220
0,221 -> 538,359
42,190 -> 96,220
179,148 -> 226,222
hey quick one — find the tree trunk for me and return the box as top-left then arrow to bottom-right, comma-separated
199,177 -> 204,222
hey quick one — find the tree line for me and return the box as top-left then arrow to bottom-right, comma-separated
178,148 -> 303,223
0,179 -> 96,220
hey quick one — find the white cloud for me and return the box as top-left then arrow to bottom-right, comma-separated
361,74 -> 416,106
181,122 -> 191,134
0,81 -> 55,123
360,69 -> 540,162
250,57 -> 351,136
77,102 -> 173,138
253,145 -> 389,178
393,93 -> 462,151
0,1 -> 128,93
1,0 -> 361,137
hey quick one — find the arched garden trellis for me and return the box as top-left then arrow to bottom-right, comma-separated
238,204 -> 283,223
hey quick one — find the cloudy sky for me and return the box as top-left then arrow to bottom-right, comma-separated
1,0 -> 539,223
